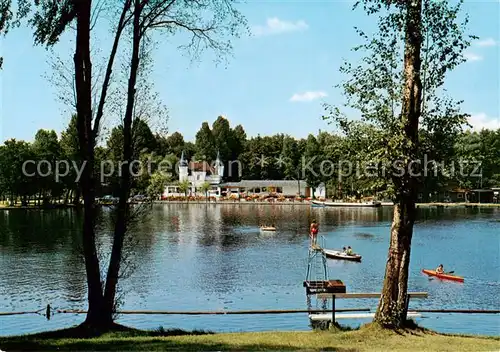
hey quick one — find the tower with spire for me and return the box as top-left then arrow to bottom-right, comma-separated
179,150 -> 188,182
215,150 -> 224,179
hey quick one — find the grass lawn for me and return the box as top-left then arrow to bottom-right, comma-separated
1,324 -> 499,351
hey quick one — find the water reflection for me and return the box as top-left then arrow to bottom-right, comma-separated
0,205 -> 499,336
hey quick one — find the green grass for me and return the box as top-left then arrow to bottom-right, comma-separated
1,324 -> 499,351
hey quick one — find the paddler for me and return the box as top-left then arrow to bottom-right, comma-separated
346,246 -> 353,255
436,264 -> 444,273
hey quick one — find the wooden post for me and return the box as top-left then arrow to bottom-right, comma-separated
332,295 -> 336,324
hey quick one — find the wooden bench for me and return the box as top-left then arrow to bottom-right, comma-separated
310,292 -> 428,323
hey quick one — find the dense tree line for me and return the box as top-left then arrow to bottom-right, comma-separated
1,115 -> 499,205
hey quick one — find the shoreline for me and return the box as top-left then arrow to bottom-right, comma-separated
1,201 -> 500,210
153,201 -> 500,208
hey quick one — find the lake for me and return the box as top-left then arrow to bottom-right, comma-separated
0,204 -> 499,336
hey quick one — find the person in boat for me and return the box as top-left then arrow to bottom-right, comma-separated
436,264 -> 444,273
342,246 -> 347,253
309,219 -> 319,246
346,246 -> 353,255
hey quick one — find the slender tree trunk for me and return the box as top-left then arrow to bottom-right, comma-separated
64,189 -> 70,205
374,0 -> 423,328
73,0 -> 106,329
73,187 -> 81,205
102,0 -> 141,321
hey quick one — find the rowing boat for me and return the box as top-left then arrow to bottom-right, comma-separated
323,249 -> 362,262
422,269 -> 464,282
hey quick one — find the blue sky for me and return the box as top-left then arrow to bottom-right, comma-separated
1,0 -> 499,143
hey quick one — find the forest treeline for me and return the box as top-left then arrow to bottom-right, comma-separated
1,114 -> 499,205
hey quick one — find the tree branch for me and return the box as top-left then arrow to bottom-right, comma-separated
92,0 -> 132,140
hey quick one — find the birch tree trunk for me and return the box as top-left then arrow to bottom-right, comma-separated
374,0 -> 423,328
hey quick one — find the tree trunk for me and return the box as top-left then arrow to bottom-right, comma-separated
374,0 -> 423,328
102,0 -> 141,320
64,189 -> 70,205
73,0 -> 106,329
73,186 -> 81,205
374,196 -> 417,327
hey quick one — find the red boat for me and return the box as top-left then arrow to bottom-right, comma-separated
422,269 -> 464,282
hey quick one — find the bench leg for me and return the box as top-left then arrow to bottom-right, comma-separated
332,296 -> 336,325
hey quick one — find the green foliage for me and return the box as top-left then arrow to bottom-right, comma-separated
195,122 -> 216,161
323,0 -> 474,197
177,179 -> 190,197
0,116 -> 499,204
147,172 -> 171,199
199,181 -> 211,198
163,132 -> 185,157
0,139 -> 35,205
193,117 -> 247,181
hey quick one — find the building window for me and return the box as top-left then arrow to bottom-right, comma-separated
197,174 -> 200,180
458,193 -> 463,198
255,188 -> 261,193
277,187 -> 283,193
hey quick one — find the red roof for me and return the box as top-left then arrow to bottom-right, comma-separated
189,161 -> 216,174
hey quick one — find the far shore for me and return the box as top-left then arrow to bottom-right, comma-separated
1,201 -> 499,211
152,200 -> 500,208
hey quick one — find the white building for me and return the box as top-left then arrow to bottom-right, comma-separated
219,180 -> 309,198
314,182 -> 326,199
162,152 -> 323,199
162,151 -> 224,198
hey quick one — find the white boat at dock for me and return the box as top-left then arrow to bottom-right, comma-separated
311,200 -> 381,208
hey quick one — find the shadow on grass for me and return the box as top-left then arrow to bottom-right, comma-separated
0,323 -> 216,350
0,339 -> 359,352
310,320 -> 360,333
0,323 -> 361,352
2,323 -> 214,339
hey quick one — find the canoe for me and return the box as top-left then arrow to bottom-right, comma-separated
422,269 -> 464,282
311,200 -> 381,208
323,249 -> 362,262
260,226 -> 276,231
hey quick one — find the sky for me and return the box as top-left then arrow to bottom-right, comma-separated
1,0 -> 499,143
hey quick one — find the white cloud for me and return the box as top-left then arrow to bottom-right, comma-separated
464,52 -> 483,62
289,91 -> 327,102
475,38 -> 497,47
252,17 -> 308,37
467,113 -> 500,131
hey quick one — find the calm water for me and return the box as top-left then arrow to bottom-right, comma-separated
0,204 -> 499,336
